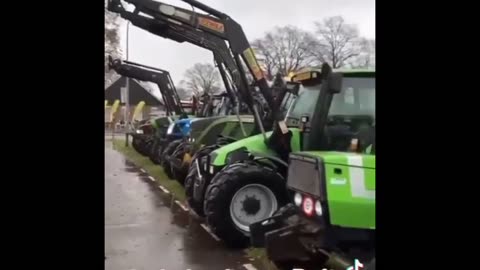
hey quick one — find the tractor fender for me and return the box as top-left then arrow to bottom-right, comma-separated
249,151 -> 288,177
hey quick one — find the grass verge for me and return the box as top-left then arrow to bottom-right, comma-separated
112,139 -> 185,201
246,248 -> 278,270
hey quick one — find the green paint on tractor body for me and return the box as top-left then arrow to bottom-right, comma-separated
193,115 -> 256,149
292,151 -> 375,229
211,128 -> 302,166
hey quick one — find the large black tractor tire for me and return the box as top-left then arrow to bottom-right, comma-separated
133,137 -> 151,156
204,160 -> 288,248
148,140 -> 164,165
154,141 -> 166,164
161,139 -> 183,179
131,136 -> 143,154
142,138 -> 154,157
185,145 -> 218,217
184,163 -> 198,213
148,140 -> 158,164
171,142 -> 191,186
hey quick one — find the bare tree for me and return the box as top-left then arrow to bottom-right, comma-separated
175,85 -> 193,100
349,38 -> 375,68
183,63 -> 221,96
105,3 -> 122,87
252,26 -> 317,77
251,40 -> 276,80
312,16 -> 363,68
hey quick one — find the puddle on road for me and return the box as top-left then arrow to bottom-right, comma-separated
137,173 -> 196,230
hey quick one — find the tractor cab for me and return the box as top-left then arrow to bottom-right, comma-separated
288,69 -> 375,153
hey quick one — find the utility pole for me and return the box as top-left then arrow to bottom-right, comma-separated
125,21 -> 131,146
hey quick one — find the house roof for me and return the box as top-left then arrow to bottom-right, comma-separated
105,77 -> 164,106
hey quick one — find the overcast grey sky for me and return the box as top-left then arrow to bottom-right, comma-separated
119,0 -> 375,87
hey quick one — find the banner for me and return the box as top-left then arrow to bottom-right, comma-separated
110,99 -> 120,122
131,101 -> 146,121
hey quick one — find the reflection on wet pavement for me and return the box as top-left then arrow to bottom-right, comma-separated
105,141 -> 257,270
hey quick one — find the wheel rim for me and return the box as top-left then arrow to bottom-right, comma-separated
229,184 -> 278,233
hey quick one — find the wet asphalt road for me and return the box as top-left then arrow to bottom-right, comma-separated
105,141 -> 258,270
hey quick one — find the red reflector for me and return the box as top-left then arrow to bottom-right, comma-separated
302,196 -> 314,216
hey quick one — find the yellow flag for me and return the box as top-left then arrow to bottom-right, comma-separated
131,101 -> 146,121
110,100 -> 120,122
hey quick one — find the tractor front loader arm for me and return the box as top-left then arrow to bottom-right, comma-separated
108,0 -> 243,112
116,0 -> 279,131
107,57 -> 184,115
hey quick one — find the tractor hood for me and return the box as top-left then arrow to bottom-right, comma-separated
210,128 -> 302,166
189,115 -> 226,139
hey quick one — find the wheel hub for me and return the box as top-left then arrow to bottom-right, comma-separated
242,195 -> 261,215
229,183 -> 278,233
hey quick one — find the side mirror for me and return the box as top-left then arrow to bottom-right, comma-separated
285,82 -> 300,96
327,73 -> 343,94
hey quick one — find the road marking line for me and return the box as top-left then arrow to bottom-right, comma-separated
200,223 -> 221,241
105,223 -> 144,229
158,185 -> 170,194
148,176 -> 155,182
175,200 -> 189,211
243,264 -> 257,270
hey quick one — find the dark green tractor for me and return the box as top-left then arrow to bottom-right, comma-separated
164,115 -> 254,186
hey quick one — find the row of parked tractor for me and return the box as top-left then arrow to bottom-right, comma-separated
107,1 -> 375,269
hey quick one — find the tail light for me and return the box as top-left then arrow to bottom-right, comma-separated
302,196 -> 314,217
295,192 -> 323,217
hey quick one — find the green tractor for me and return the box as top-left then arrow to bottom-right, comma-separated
166,115 -> 256,184
247,68 -> 375,269
167,77 -> 289,185
199,67 -> 374,248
